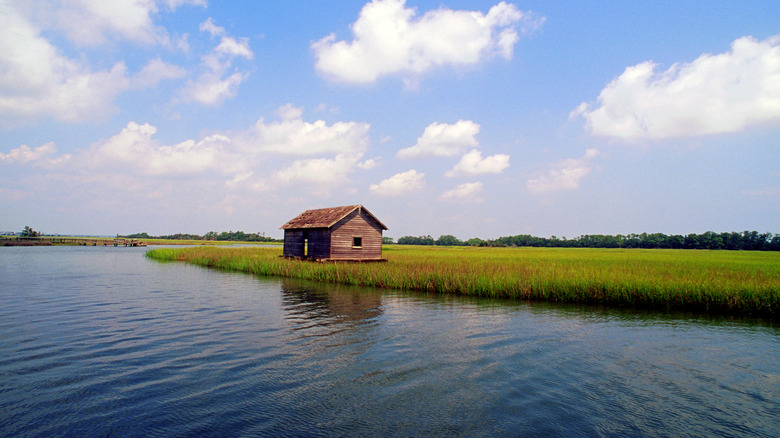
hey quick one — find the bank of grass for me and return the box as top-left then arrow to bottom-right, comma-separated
146,245 -> 779,317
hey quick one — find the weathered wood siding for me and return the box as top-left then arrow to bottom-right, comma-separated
283,228 -> 331,259
329,209 -> 383,260
283,230 -> 305,257
307,229 -> 331,259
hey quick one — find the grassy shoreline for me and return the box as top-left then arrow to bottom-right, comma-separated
146,245 -> 779,317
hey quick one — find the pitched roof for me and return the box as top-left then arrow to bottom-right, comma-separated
280,205 -> 388,230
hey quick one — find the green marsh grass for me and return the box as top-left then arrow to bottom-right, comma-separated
146,245 -> 779,316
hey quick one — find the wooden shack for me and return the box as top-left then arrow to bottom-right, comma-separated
280,205 -> 388,261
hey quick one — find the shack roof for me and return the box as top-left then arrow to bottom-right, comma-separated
280,205 -> 388,230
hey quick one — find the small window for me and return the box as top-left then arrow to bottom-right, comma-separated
352,237 -> 362,248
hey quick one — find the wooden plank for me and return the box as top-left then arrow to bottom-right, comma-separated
329,209 -> 384,260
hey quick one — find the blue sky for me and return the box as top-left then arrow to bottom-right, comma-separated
1,0 -> 778,239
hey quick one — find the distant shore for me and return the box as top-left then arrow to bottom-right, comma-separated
146,245 -> 779,318
1,236 -> 283,247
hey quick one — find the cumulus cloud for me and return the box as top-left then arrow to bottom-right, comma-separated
440,181 -> 484,201
369,169 -> 425,196
572,35 -> 780,140
163,0 -> 207,8
238,105 -> 371,156
526,149 -> 599,193
357,157 -> 380,169
445,149 -> 509,177
87,121 -> 236,175
0,5 -> 130,124
0,142 -> 68,166
397,120 -> 480,158
4,105 -> 375,205
199,17 -> 224,37
50,0 -> 205,47
85,105 -> 369,183
176,18 -> 253,105
133,57 -> 187,88
0,3 -> 187,125
55,0 -> 162,46
312,0 -> 542,84
82,107 -> 372,181
274,153 -> 363,185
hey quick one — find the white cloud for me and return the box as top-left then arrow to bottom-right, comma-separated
573,34 -> 780,140
440,181 -> 484,201
199,16 -> 224,37
0,142 -> 56,163
53,0 -> 161,46
370,169 -> 425,196
133,57 -> 187,88
0,4 -> 130,124
397,120 -> 480,158
176,18 -> 253,105
0,3 -> 186,125
6,106 -> 374,202
52,0 -> 205,47
527,149 -> 599,193
357,157 -> 380,169
177,71 -> 249,105
276,103 -> 304,120
163,0 -> 207,9
239,105 -> 370,156
312,0 -> 541,84
0,142 -> 65,166
274,153 -> 362,185
215,36 -> 254,58
86,121 -> 236,176
445,149 -> 509,177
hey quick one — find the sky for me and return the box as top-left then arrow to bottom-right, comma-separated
1,0 -> 779,240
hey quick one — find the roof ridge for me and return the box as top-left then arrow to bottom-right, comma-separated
280,204 -> 387,230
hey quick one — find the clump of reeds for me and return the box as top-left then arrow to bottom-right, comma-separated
146,246 -> 780,317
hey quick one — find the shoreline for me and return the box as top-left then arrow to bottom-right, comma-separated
146,246 -> 779,318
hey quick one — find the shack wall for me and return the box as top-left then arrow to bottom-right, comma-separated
329,209 -> 383,260
306,228 -> 331,259
283,230 -> 305,258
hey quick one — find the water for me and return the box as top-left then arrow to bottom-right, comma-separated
1,246 -> 778,437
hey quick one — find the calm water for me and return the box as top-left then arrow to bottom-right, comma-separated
1,246 -> 778,437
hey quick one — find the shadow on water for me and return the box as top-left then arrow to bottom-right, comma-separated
280,278 -> 384,327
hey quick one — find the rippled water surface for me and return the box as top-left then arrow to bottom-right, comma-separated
1,246 -> 778,437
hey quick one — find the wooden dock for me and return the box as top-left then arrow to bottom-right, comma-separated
1,237 -> 147,247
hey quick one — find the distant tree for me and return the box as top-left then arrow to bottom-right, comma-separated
769,234 -> 780,251
435,235 -> 464,246
397,235 -> 435,245
332,229 -> 780,251
21,226 -> 38,237
123,232 -> 151,239
382,237 -> 394,244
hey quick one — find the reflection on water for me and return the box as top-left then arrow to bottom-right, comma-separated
0,246 -> 778,437
281,278 -> 383,328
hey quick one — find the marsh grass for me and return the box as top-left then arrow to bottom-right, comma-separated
146,245 -> 779,316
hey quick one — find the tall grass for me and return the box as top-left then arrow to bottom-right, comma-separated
146,245 -> 780,316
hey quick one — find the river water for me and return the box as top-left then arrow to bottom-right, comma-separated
0,246 -> 777,437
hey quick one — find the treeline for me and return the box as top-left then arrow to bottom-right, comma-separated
395,231 -> 780,251
123,231 -> 280,242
